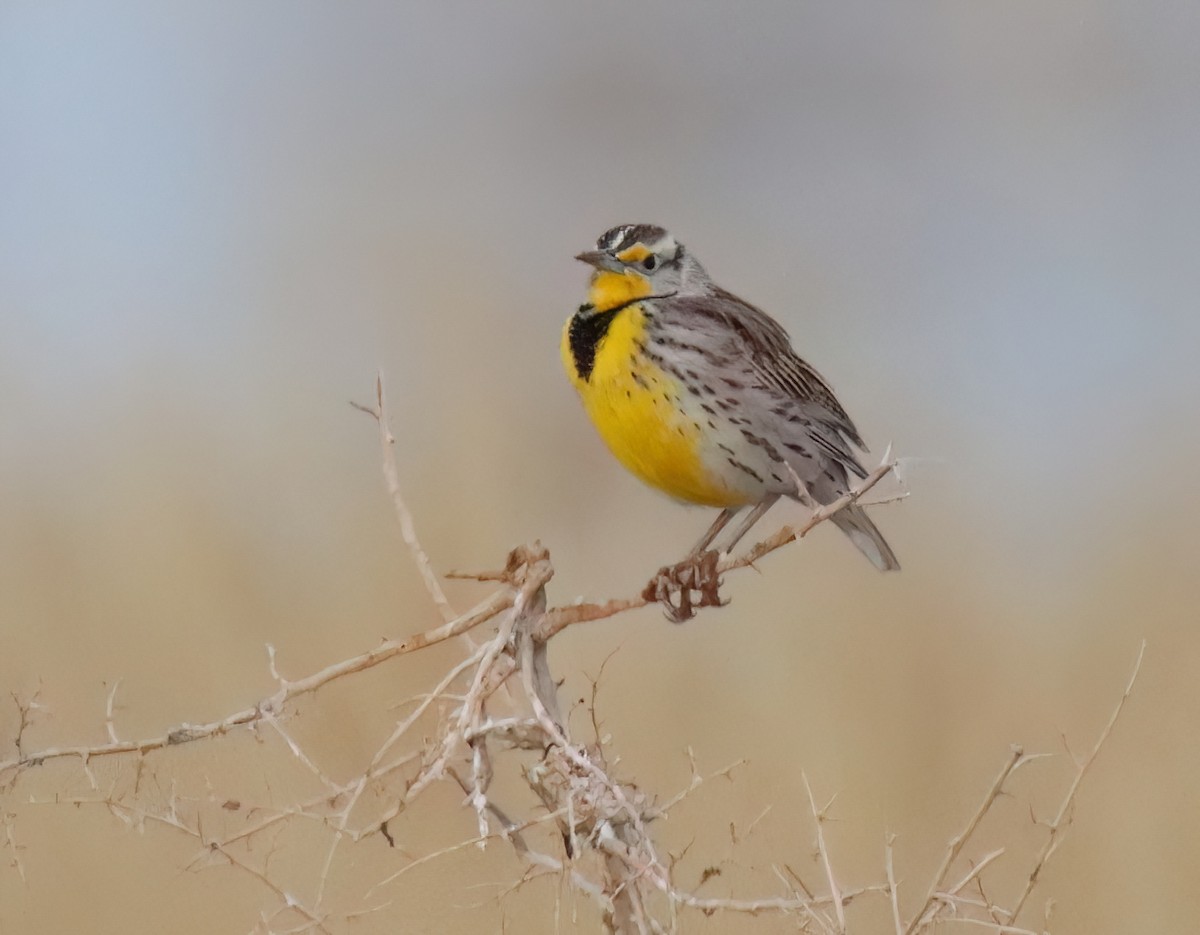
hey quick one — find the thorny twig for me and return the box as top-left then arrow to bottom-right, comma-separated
351,373 -> 456,624
1007,640 -> 1147,925
0,589 -> 510,778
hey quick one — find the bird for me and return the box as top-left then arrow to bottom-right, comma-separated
561,223 -> 899,571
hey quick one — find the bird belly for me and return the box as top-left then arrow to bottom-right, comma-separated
564,305 -> 755,508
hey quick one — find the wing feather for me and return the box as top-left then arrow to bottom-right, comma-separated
664,288 -> 866,450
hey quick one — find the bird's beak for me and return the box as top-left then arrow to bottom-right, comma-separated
575,250 -> 619,272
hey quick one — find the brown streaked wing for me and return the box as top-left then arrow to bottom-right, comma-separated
670,287 -> 866,448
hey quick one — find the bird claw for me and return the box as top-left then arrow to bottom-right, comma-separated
641,549 -> 726,623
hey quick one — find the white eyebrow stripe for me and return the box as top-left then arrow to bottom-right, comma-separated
649,233 -> 676,254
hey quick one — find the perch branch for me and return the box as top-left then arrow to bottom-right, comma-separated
538,456 -> 899,638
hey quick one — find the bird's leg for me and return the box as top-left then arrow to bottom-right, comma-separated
717,494 -> 781,554
642,510 -> 741,623
645,507 -> 752,623
687,507 -> 741,559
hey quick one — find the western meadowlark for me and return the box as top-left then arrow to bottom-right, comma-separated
561,223 -> 899,571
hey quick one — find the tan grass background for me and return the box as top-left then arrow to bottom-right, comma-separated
2,3 -> 1199,932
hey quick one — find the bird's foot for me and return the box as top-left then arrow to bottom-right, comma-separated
642,549 -> 726,623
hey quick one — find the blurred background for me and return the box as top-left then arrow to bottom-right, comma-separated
2,2 -> 1198,932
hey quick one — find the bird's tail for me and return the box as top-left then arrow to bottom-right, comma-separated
831,504 -> 901,572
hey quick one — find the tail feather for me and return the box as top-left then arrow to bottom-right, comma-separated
831,504 -> 900,572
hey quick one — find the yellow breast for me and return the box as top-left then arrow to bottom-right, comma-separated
561,291 -> 749,508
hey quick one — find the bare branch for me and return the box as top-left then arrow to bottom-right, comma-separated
804,773 -> 846,934
886,835 -> 903,935
353,372 -> 456,623
0,588 -> 510,776
905,745 -> 1027,935
1008,640 -> 1147,924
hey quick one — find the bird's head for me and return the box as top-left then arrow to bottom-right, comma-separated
575,224 -> 708,304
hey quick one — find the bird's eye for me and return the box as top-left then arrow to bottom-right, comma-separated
642,255 -> 659,271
